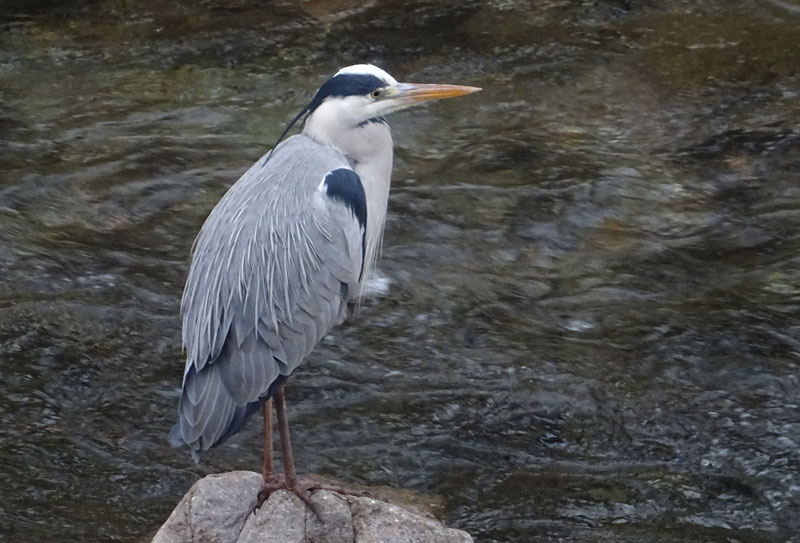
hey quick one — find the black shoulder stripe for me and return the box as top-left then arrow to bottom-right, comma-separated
323,168 -> 367,231
323,168 -> 367,281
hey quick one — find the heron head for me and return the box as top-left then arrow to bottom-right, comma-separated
265,64 -> 480,163
305,64 -> 480,129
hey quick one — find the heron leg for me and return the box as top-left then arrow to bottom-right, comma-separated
255,386 -> 318,515
261,399 -> 274,484
275,386 -> 302,494
254,387 -> 368,515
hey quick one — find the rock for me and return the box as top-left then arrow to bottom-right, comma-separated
152,471 -> 473,543
152,471 -> 263,543
348,494 -> 471,543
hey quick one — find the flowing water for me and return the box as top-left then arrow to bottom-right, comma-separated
1,1 -> 800,541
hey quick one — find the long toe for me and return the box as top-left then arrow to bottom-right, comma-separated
254,476 -> 288,511
255,474 -> 366,518
289,483 -> 324,520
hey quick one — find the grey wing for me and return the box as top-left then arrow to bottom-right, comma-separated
171,162 -> 366,460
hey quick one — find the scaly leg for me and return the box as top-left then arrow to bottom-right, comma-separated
261,399 -> 274,484
274,386 -> 313,506
255,387 -> 368,514
256,386 -> 314,511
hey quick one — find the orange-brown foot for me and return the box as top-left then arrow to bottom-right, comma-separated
254,475 -> 370,517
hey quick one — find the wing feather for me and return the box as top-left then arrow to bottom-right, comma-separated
172,136 -> 367,459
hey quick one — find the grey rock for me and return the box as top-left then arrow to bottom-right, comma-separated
350,495 -> 472,543
152,471 -> 263,543
238,490 -> 306,543
306,491 -> 355,543
152,471 -> 472,543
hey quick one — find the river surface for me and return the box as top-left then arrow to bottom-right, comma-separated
2,1 -> 800,542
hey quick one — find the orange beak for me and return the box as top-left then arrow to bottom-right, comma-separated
394,82 -> 482,104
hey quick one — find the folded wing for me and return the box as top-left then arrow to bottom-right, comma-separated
171,137 -> 367,460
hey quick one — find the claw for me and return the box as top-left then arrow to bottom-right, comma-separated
253,475 -> 283,512
253,388 -> 366,520
293,485 -> 324,521
252,475 -> 367,518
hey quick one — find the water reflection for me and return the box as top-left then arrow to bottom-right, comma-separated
1,1 -> 799,542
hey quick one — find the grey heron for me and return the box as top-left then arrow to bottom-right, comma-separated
170,64 -> 480,506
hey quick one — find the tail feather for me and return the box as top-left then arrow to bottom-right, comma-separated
168,369 -> 288,461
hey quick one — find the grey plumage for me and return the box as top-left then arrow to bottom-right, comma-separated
170,64 -> 480,462
171,136 -> 363,459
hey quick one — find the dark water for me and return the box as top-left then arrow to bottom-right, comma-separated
2,1 -> 800,541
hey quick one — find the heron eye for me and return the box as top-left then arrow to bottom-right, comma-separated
370,89 -> 381,99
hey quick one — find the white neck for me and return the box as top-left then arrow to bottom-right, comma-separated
303,115 -> 394,290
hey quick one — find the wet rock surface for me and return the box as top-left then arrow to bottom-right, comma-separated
152,471 -> 472,543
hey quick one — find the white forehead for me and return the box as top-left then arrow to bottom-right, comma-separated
335,64 -> 398,85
